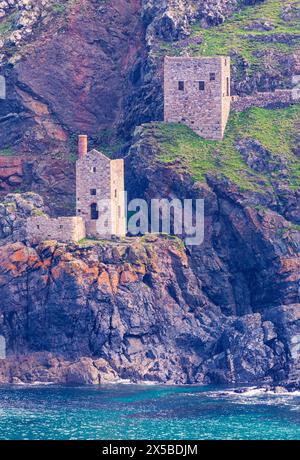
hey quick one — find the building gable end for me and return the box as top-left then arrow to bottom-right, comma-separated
87,149 -> 111,163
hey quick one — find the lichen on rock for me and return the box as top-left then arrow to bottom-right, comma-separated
0,191 -> 45,244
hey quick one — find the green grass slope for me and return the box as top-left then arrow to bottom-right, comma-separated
145,105 -> 300,192
159,0 -> 300,77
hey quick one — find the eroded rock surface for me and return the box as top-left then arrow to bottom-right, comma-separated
127,124 -> 300,317
142,1 -> 266,44
0,191 -> 45,244
0,0 -> 145,153
0,236 -> 299,385
1,1 -> 298,153
0,1 -> 299,387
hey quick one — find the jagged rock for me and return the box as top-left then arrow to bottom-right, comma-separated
66,358 -> 100,385
0,156 -> 23,191
0,235 -> 299,385
229,134 -> 300,225
264,305 -> 300,376
0,157 -> 75,216
281,3 -> 300,22
127,123 -> 300,318
236,138 -> 289,177
263,321 -> 277,342
0,191 -> 45,244
202,313 -> 283,384
0,352 -> 119,384
0,0 -> 292,152
245,21 -> 274,32
142,1 -> 265,44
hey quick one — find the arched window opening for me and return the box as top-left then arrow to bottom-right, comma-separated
91,203 -> 99,220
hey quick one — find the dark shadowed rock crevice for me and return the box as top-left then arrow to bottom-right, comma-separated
0,156 -> 75,216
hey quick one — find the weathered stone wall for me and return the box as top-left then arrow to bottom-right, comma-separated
26,216 -> 86,244
221,57 -> 231,134
76,150 -> 126,239
164,56 -> 231,140
232,89 -> 300,112
76,149 -> 111,238
110,159 -> 126,238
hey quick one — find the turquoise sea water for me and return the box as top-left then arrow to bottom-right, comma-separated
0,385 -> 299,440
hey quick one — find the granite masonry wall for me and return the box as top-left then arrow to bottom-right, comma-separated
164,56 -> 231,140
26,216 -> 86,244
221,57 -> 231,135
110,159 -> 126,238
232,89 -> 300,112
76,150 -> 126,239
76,149 -> 111,238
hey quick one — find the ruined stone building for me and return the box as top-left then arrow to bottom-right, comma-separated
164,56 -> 231,140
27,136 -> 126,243
76,135 -> 126,239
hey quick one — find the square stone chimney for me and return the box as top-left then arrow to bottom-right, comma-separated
78,135 -> 88,159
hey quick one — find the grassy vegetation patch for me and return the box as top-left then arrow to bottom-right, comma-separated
160,0 -> 300,74
78,238 -> 106,247
51,3 -> 68,15
0,11 -> 18,39
0,148 -> 15,157
149,104 -> 300,191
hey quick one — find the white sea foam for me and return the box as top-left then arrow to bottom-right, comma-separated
199,386 -> 300,399
11,381 -> 56,387
233,388 -> 300,397
30,381 -> 56,386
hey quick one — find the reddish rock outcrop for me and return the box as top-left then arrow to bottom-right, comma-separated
0,0 -> 145,154
0,157 -> 75,216
0,236 -> 299,385
0,156 -> 23,191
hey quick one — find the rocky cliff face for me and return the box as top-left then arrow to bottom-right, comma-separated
0,1 -> 299,387
0,236 -> 298,385
1,1 -> 299,155
0,0 -> 145,154
126,120 -> 300,317
142,0 -> 265,43
0,111 -> 299,385
0,156 -> 75,216
0,191 -> 45,244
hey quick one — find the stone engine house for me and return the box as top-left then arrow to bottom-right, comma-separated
27,136 -> 126,243
164,56 -> 231,140
76,135 -> 126,239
